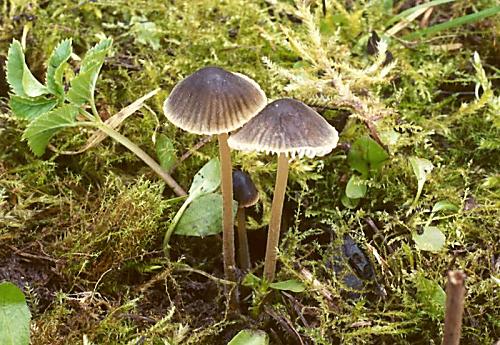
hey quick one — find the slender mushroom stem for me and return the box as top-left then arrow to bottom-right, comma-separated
442,271 -> 466,345
263,152 -> 289,282
218,133 -> 236,283
236,207 -> 251,270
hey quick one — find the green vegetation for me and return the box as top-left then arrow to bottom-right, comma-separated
0,0 -> 499,344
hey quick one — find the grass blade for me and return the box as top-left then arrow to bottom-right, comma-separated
404,6 -> 500,40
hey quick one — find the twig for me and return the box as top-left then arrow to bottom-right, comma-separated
174,264 -> 236,286
442,271 -> 466,345
264,305 -> 304,345
170,136 -> 212,173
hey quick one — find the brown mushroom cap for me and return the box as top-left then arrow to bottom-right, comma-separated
163,67 -> 267,135
232,170 -> 259,208
228,98 -> 339,158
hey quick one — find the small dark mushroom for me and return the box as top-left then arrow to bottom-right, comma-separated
232,169 -> 259,271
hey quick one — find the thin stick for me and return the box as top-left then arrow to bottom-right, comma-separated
237,207 -> 251,270
263,153 -> 289,282
173,136 -> 212,170
96,124 -> 187,197
442,271 -> 466,345
218,133 -> 236,283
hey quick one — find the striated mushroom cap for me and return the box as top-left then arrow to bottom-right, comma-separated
163,67 -> 267,135
228,98 -> 339,158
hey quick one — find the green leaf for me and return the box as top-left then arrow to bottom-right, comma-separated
131,16 -> 162,50
347,136 -> 389,176
6,40 -> 49,97
270,279 -> 305,292
431,200 -> 459,213
228,330 -> 269,345
188,158 -> 221,198
46,38 -> 72,96
9,96 -> 57,121
0,282 -> 31,345
414,275 -> 445,319
66,39 -> 112,105
155,134 -> 177,171
81,38 -> 113,72
341,194 -> 359,209
413,226 -> 445,252
22,104 -> 80,156
345,175 -> 367,199
242,273 -> 262,288
174,193 -> 237,237
409,156 -> 434,207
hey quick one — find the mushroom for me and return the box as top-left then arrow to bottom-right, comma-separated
228,98 -> 339,282
163,67 -> 266,282
232,169 -> 259,271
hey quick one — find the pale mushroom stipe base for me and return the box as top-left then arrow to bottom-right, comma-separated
163,67 -> 266,287
229,98 -> 339,282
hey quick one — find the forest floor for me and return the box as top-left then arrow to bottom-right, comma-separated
0,0 -> 499,344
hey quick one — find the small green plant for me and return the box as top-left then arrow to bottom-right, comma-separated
0,282 -> 31,345
163,158 -> 237,252
342,136 -> 389,208
6,38 -> 186,196
242,272 -> 305,316
228,329 -> 269,345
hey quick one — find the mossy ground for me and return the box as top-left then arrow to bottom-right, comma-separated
1,0 -> 499,344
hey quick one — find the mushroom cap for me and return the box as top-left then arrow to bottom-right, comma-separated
163,67 -> 267,135
232,170 -> 259,208
228,98 -> 339,158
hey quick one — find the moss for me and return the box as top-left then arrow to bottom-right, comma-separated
1,0 -> 499,343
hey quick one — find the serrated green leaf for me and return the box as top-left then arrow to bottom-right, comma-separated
46,38 -> 72,96
270,279 -> 305,292
0,282 -> 31,345
66,39 -> 112,105
156,134 -> 177,171
189,158 -> 221,198
6,40 -> 48,97
345,175 -> 367,199
22,104 -> 80,156
9,96 -> 57,121
347,136 -> 389,176
413,226 -> 445,252
431,200 -> 459,213
228,330 -> 269,345
81,38 -> 113,71
174,193 -> 237,237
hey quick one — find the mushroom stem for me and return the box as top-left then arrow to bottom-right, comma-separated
237,207 -> 251,270
263,152 -> 289,282
218,133 -> 236,283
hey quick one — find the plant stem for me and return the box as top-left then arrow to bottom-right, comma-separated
263,153 -> 289,282
95,123 -> 187,197
218,133 -> 236,283
237,207 -> 251,271
163,195 -> 192,253
442,270 -> 466,345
